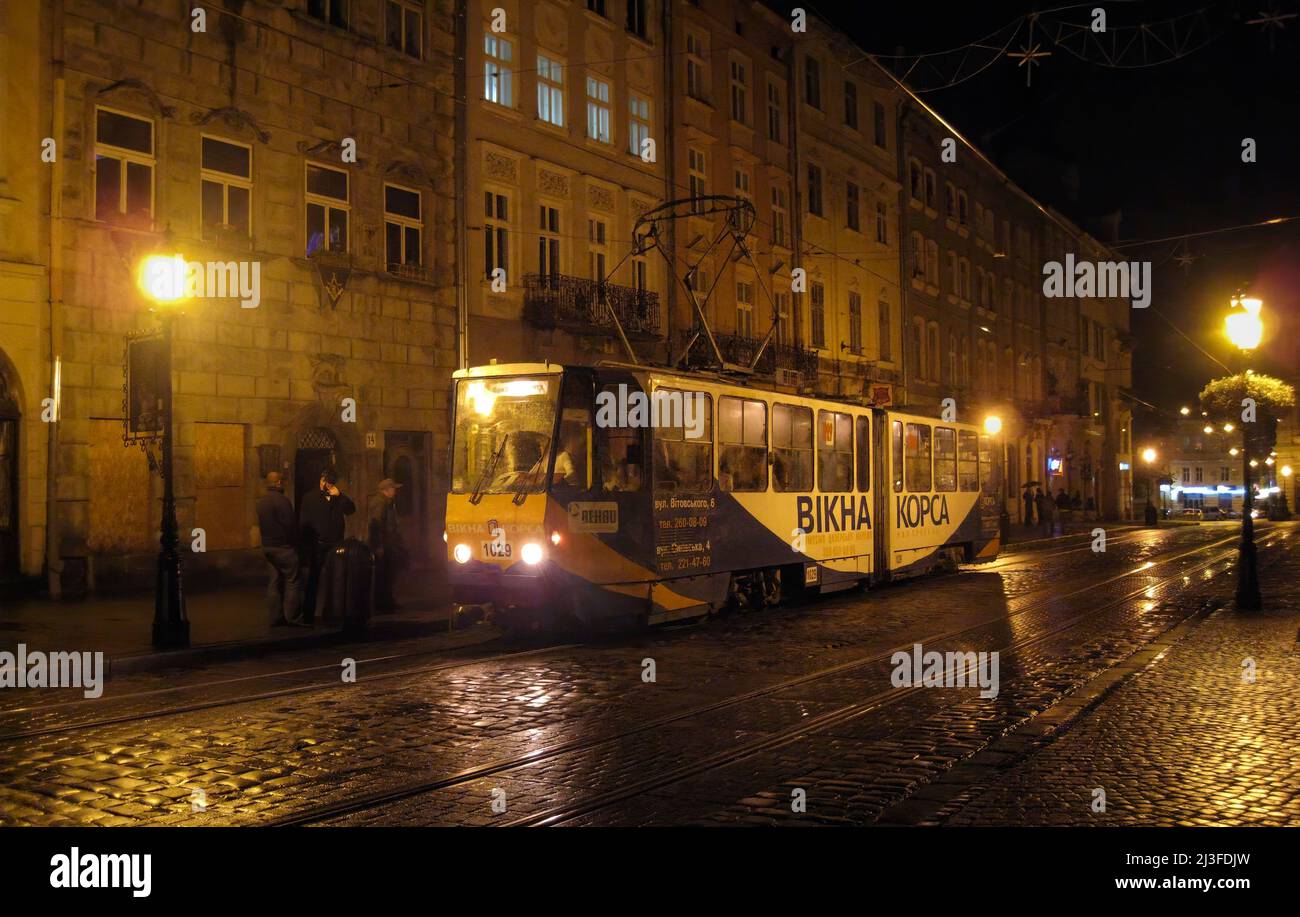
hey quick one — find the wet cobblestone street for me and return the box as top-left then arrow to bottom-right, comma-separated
1,522 -> 1296,827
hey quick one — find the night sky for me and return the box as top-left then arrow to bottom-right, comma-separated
802,0 -> 1300,426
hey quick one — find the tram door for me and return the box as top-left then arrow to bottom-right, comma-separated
871,412 -> 894,580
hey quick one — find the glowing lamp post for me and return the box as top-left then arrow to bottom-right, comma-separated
1141,447 -> 1159,527
1224,294 -> 1264,611
984,415 -> 1010,543
138,255 -> 190,648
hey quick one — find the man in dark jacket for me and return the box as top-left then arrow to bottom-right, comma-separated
255,471 -> 303,626
298,470 -> 356,623
367,478 -> 403,611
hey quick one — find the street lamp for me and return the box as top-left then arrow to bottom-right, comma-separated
984,414 -> 1010,543
137,254 -> 190,647
1224,293 -> 1265,611
1141,447 -> 1159,527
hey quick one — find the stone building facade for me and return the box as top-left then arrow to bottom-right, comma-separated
898,97 -> 1133,521
0,0 -> 458,593
462,0 -> 670,367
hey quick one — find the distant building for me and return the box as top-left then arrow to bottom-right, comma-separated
897,99 -> 1133,521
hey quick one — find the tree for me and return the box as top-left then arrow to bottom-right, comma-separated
1199,373 -> 1295,453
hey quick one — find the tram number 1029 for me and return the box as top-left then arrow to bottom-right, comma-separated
483,541 -> 512,558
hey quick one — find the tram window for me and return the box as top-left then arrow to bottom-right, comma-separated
771,403 -> 813,492
978,433 -> 993,489
904,422 -> 932,492
958,430 -> 979,492
596,383 -> 644,493
855,416 -> 871,491
719,396 -> 767,492
554,374 -> 593,491
934,427 -> 957,492
891,420 -> 903,492
817,410 -> 853,492
652,389 -> 712,492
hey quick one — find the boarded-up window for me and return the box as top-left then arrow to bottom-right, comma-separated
89,419 -> 154,554
195,422 -> 248,550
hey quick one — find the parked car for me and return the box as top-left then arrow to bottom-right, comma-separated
1201,506 -> 1224,520
1179,508 -> 1203,520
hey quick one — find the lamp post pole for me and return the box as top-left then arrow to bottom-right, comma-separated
1236,417 -> 1261,610
151,306 -> 189,647
1223,294 -> 1263,612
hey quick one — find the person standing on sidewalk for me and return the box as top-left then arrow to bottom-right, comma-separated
255,471 -> 304,627
1022,486 -> 1036,528
367,478 -> 404,612
1037,487 -> 1055,537
298,470 -> 356,623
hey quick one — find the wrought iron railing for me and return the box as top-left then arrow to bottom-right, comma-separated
523,273 -> 661,339
675,331 -> 819,379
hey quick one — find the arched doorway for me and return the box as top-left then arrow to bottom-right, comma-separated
0,352 -> 21,578
294,427 -> 339,513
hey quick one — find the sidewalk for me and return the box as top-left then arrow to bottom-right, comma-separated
1002,517 -> 1136,549
0,566 -> 454,675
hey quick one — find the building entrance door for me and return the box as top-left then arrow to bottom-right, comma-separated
294,428 -> 339,521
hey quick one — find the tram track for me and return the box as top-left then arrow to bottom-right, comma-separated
1,528 -> 1237,745
0,642 -> 581,742
508,535 -> 1285,827
270,530 -> 1254,827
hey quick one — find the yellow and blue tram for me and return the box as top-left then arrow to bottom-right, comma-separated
445,362 -> 1002,627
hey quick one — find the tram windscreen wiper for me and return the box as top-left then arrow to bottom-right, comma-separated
470,434 -> 508,505
511,437 -> 551,505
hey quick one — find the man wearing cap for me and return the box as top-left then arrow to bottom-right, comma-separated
368,478 -> 404,611
299,470 -> 356,622
255,471 -> 304,626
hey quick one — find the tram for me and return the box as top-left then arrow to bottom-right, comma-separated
445,361 -> 1002,628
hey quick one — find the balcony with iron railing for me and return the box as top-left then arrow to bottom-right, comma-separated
675,330 -> 820,380
523,273 -> 662,339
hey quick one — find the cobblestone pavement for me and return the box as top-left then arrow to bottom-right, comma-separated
0,522 -> 1287,827
933,530 -> 1300,827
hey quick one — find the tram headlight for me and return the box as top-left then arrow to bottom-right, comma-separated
453,543 -> 472,564
550,530 -> 562,546
442,531 -> 448,543
521,542 -> 544,565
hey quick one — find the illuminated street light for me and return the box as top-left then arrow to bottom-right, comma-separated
1230,447 -> 1239,456
1223,422 -> 1235,432
139,254 -> 191,648
136,254 -> 188,305
1225,295 -> 1264,351
1144,447 -> 1164,525
1225,292 -> 1264,611
983,415 -> 1010,541
1203,425 -> 1214,434
1179,406 -> 1190,416
1283,466 -> 1294,478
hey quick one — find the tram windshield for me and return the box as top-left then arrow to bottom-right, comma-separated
451,376 -> 560,495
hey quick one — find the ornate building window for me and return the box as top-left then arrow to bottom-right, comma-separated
95,108 -> 154,226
